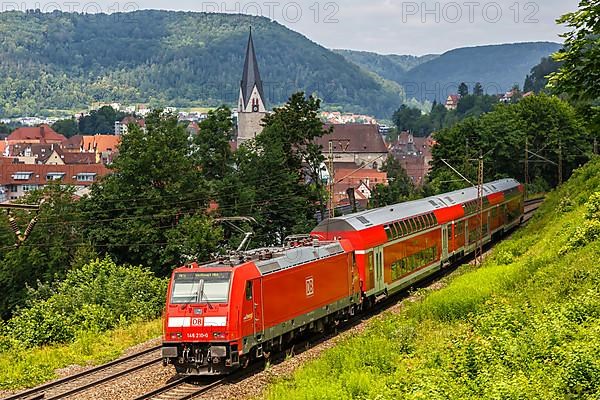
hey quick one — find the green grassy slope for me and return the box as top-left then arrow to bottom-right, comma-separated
264,157 -> 600,400
0,319 -> 161,390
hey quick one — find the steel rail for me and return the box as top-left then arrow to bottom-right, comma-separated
3,345 -> 162,400
132,377 -> 225,400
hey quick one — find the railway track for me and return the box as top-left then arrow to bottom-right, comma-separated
523,198 -> 544,221
4,198 -> 545,400
3,345 -> 162,400
132,377 -> 224,400
114,198 -> 550,400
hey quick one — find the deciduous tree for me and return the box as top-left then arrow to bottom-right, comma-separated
80,110 -> 219,274
234,93 -> 329,244
549,0 -> 600,101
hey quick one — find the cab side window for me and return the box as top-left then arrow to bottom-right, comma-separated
245,281 -> 253,300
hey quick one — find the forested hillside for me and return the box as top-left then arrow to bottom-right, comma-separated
333,50 -> 438,84
0,10 -> 403,117
403,42 -> 562,101
338,42 -> 562,102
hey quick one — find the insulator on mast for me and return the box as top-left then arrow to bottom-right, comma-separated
8,215 -> 22,237
21,216 -> 39,242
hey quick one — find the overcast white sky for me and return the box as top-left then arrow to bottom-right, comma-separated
11,0 -> 578,54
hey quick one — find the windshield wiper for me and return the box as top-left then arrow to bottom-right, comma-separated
197,280 -> 214,309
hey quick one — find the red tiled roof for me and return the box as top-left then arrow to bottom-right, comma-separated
7,125 -> 66,143
0,161 -> 109,186
82,135 -> 120,153
94,135 -> 120,153
121,116 -> 145,128
316,124 -> 388,154
63,135 -> 85,151
334,168 -> 387,187
62,153 -> 97,164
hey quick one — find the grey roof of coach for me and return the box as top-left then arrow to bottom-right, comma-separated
315,178 -> 520,231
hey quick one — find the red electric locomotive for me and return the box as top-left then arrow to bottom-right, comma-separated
162,178 -> 524,375
161,237 -> 360,375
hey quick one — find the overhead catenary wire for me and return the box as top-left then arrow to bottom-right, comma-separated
13,172 -> 323,222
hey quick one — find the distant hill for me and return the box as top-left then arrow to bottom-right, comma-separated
0,10 -> 403,118
334,50 -> 439,83
0,9 -> 562,119
337,42 -> 562,103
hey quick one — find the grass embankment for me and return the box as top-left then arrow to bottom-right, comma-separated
264,157 -> 600,400
0,319 -> 161,390
0,258 -> 167,390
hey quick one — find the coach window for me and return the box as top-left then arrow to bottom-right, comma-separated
393,222 -> 401,237
406,219 -> 415,233
384,225 -> 393,240
245,281 -> 253,300
396,222 -> 404,237
415,216 -> 422,231
389,223 -> 398,238
398,221 -> 405,236
397,222 -> 404,237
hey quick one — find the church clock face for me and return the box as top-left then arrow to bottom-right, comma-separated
252,104 -> 259,112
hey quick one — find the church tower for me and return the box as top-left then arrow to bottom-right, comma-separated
237,28 -> 267,144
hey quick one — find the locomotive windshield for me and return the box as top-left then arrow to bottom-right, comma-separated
170,272 -> 231,304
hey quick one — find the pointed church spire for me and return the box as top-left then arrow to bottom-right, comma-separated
240,27 -> 265,110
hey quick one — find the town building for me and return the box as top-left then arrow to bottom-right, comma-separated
236,29 -> 267,144
320,111 -> 378,125
63,135 -> 120,164
6,125 -> 66,145
4,143 -> 94,165
389,131 -> 435,186
445,94 -> 461,110
315,124 -> 389,170
114,116 -> 146,136
330,164 -> 388,207
0,159 -> 109,201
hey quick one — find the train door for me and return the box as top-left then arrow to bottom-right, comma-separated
442,224 -> 449,261
242,279 -> 264,339
242,280 -> 255,337
253,279 -> 264,339
374,246 -> 385,292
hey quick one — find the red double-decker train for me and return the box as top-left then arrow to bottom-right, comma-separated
161,179 -> 523,374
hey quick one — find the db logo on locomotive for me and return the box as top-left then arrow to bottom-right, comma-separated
305,276 -> 314,297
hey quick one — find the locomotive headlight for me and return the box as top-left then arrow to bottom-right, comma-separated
169,332 -> 182,340
212,332 -> 226,339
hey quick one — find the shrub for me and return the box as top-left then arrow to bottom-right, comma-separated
556,196 -> 574,213
5,258 -> 167,347
560,192 -> 600,254
585,192 -> 600,220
